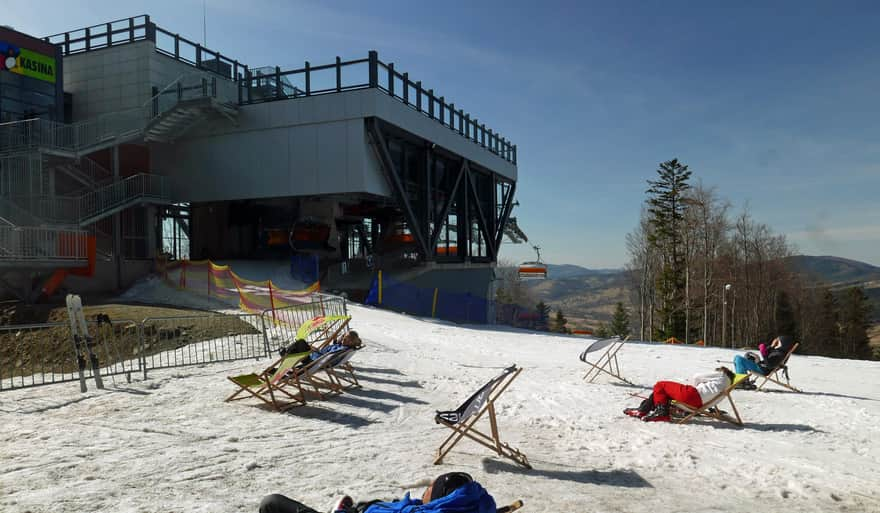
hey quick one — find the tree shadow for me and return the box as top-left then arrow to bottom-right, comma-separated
355,366 -> 404,376
356,374 -> 423,388
2,394 -> 93,414
346,387 -> 429,405
482,459 -> 653,488
283,405 -> 373,429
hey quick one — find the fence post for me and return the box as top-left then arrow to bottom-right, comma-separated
180,259 -> 187,288
368,50 -> 378,88
432,288 -> 439,318
305,61 -> 311,95
336,56 -> 342,92
378,270 -> 383,305
268,281 -> 277,321
139,322 -> 148,380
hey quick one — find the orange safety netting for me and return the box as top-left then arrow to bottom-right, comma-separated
158,259 -> 320,314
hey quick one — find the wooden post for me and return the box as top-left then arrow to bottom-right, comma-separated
432,288 -> 439,318
378,270 -> 383,305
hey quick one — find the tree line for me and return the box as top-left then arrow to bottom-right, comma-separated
626,158 -> 875,359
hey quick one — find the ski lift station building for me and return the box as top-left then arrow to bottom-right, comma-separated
0,15 -> 519,315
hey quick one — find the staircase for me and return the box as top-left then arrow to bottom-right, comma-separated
0,225 -> 90,268
144,74 -> 239,143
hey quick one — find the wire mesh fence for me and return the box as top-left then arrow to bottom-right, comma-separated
0,295 -> 348,392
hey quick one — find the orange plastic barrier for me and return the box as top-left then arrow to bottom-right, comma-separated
159,259 -> 320,315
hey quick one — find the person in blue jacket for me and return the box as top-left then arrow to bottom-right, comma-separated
259,472 -> 496,513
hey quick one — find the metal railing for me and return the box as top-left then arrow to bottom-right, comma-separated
0,295 -> 349,392
79,173 -> 168,223
0,109 -> 146,157
237,52 -> 516,164
0,225 -> 90,262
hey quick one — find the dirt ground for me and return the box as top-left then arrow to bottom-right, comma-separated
0,301 -> 259,377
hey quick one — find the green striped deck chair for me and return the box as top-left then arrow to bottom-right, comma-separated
295,315 -> 352,350
671,373 -> 750,427
225,351 -> 311,411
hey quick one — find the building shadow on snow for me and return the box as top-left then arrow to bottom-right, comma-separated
346,387 -> 429,405
355,366 -> 405,376
482,459 -> 653,488
355,374 -> 423,388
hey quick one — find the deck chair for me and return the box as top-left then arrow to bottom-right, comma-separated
580,336 -> 632,385
284,349 -> 354,400
434,365 -> 531,469
225,351 -> 312,411
324,348 -> 361,389
295,315 -> 352,350
748,343 -> 801,393
671,373 -> 750,426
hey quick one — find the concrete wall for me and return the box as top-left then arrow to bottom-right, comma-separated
62,42 -> 154,120
64,259 -> 153,294
152,88 -> 515,204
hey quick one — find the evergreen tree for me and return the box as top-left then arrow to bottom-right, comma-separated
535,301 -> 551,331
594,322 -> 610,339
813,288 -> 840,357
774,290 -> 797,338
838,286 -> 873,360
551,309 -> 569,333
609,302 -> 631,338
646,159 -> 692,340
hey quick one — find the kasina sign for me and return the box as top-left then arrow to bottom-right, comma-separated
3,45 -> 56,84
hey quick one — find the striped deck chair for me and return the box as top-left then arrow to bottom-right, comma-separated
749,343 -> 801,393
671,373 -> 750,426
434,365 -> 531,469
225,351 -> 311,411
324,348 -> 361,389
296,315 -> 352,350
580,336 -> 632,385
285,349 -> 354,400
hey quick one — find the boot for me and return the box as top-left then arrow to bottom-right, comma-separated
642,402 -> 671,422
624,395 -> 654,418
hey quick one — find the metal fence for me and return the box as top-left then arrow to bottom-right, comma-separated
0,295 -> 348,393
0,225 -> 90,263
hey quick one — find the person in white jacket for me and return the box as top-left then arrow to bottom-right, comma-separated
624,366 -> 735,422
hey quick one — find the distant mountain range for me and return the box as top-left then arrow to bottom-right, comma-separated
520,255 -> 880,329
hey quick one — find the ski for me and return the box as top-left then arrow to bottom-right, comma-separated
497,500 -> 524,513
66,294 -> 104,391
65,294 -> 88,393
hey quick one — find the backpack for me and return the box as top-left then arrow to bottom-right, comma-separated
279,338 -> 311,357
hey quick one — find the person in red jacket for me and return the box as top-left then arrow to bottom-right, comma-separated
624,366 -> 735,422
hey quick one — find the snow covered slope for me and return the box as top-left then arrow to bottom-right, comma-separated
1,304 -> 879,513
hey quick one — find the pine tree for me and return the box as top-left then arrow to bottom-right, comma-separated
838,286 -> 872,360
774,290 -> 797,338
594,322 -> 610,338
813,288 -> 840,357
646,159 -> 692,340
535,301 -> 551,331
609,302 -> 631,338
551,309 -> 569,333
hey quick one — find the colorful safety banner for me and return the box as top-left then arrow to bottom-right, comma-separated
0,41 -> 57,83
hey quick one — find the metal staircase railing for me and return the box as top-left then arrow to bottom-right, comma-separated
0,225 -> 90,265
79,173 -> 169,225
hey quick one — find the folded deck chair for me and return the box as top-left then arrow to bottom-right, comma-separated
434,365 -> 531,469
580,336 -> 632,385
748,343 -> 801,393
671,373 -> 750,426
225,351 -> 312,411
295,315 -> 352,350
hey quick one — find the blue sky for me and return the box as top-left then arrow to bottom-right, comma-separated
8,1 -> 880,268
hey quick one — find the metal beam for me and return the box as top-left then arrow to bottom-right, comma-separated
366,118 -> 431,258
429,159 -> 466,249
494,181 -> 516,250
465,163 -> 497,259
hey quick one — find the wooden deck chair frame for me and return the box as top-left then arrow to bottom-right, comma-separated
671,373 -> 750,427
434,365 -> 531,469
325,348 -> 361,389
285,350 -> 351,400
225,351 -> 311,411
748,343 -> 801,393
580,336 -> 632,385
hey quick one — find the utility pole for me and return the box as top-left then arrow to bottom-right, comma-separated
722,283 -> 731,348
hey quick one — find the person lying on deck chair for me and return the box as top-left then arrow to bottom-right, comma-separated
732,335 -> 793,387
623,366 -> 735,422
271,331 -> 362,376
258,472 -> 496,513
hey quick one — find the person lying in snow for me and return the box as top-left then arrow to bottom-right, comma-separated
732,335 -> 793,382
258,472 -> 496,513
623,366 -> 735,422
